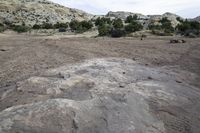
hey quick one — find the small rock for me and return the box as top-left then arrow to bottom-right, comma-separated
0,49 -> 7,51
148,76 -> 153,80
176,80 -> 182,83
58,72 -> 70,80
119,83 -> 126,88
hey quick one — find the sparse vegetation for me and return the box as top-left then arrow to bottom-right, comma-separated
69,20 -> 93,33
125,15 -> 138,23
159,17 -> 174,33
176,20 -> 200,37
32,24 -> 41,29
42,23 -> 54,29
69,20 -> 80,31
96,16 -> 143,37
112,18 -> 124,29
12,25 -> 30,33
95,17 -> 112,26
148,17 -> 174,36
54,22 -> 68,29
79,20 -> 93,31
110,28 -> 126,38
125,21 -> 143,33
0,23 -> 5,32
98,24 -> 111,36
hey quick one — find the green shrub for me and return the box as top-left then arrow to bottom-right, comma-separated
95,17 -> 111,26
54,22 -> 68,29
0,23 -> 5,32
160,17 -> 174,33
110,28 -> 126,38
12,25 -> 30,33
32,24 -> 41,29
176,17 -> 184,23
42,23 -> 54,29
69,20 -> 80,31
0,26 -> 5,32
98,24 -> 111,36
113,18 -> 123,29
125,21 -> 143,33
148,17 -> 174,34
70,20 -> 93,33
80,20 -> 93,30
125,15 -> 138,23
176,20 -> 200,36
148,24 -> 162,30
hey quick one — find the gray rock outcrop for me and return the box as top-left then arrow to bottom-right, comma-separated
0,58 -> 200,133
0,0 -> 93,26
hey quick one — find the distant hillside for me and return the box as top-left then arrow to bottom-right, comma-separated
0,0 -> 198,31
106,11 -> 148,20
191,16 -> 200,22
105,11 -> 183,27
0,0 -> 93,26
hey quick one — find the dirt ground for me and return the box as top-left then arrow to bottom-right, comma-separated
0,34 -> 200,88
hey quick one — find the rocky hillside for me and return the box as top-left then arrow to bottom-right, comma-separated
105,11 -> 183,27
191,16 -> 200,22
106,11 -> 149,20
0,0 -> 93,26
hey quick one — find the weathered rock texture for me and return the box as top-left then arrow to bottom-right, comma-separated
0,58 -> 200,133
0,0 -> 93,26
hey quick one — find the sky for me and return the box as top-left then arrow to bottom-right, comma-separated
50,0 -> 200,18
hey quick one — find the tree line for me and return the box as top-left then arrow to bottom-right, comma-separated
0,15 -> 200,37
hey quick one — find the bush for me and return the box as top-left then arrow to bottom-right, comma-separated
110,28 -> 126,38
113,18 -> 123,29
176,20 -> 200,36
160,17 -> 174,33
148,24 -> 162,30
125,21 -> 143,33
0,23 -> 5,32
12,25 -> 30,33
176,17 -> 184,23
54,22 -> 68,29
42,23 -> 54,29
69,20 -> 80,31
148,17 -> 174,34
95,17 -> 111,26
32,24 -> 41,29
70,20 -> 93,33
125,15 -> 138,23
80,20 -> 93,30
98,24 -> 111,36
0,26 -> 5,32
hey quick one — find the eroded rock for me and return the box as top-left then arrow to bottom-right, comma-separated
0,58 -> 200,133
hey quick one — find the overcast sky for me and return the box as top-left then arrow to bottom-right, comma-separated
50,0 -> 200,18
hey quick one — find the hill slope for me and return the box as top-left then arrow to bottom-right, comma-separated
0,0 -> 93,26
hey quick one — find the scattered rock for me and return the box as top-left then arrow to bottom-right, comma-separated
170,39 -> 186,43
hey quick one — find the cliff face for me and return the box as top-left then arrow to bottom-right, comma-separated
0,0 -> 93,26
